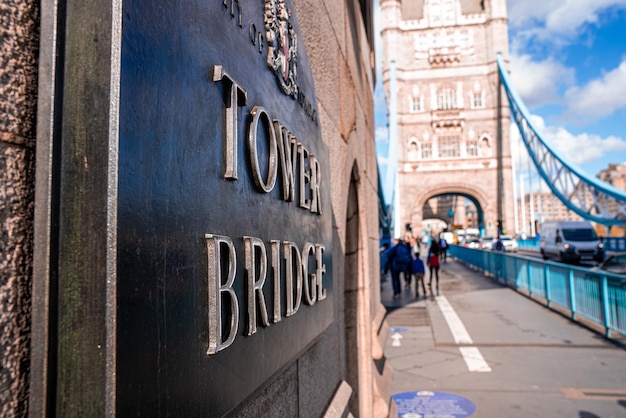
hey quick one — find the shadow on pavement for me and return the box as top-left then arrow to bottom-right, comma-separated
381,257 -> 503,311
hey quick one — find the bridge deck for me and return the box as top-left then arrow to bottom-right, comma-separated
382,255 -> 626,417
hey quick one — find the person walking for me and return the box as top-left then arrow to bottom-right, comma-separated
379,242 -> 390,285
411,253 -> 426,298
439,236 -> 448,263
384,238 -> 413,299
427,241 -> 441,292
401,239 -> 413,289
412,237 -> 421,258
493,237 -> 505,252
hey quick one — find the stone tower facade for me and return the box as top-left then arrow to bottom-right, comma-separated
381,0 -> 515,238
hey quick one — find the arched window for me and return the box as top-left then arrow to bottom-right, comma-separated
443,0 -> 455,21
410,86 -> 423,113
420,135 -> 432,159
408,137 -> 419,160
466,128 -> 478,156
438,135 -> 460,158
466,139 -> 478,156
480,135 -> 492,157
410,96 -> 422,113
471,81 -> 484,108
429,0 -> 454,23
437,87 -> 457,110
430,0 -> 441,22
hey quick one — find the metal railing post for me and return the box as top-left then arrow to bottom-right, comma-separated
601,275 -> 611,338
450,246 -> 625,339
503,253 -> 508,285
527,260 -> 532,297
569,269 -> 576,320
544,264 -> 551,308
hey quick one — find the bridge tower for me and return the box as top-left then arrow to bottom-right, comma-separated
380,0 -> 514,238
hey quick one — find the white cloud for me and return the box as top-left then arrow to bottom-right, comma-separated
507,54 -> 626,125
375,126 -> 389,144
515,115 -> 626,167
507,0 -> 626,41
511,115 -> 626,195
563,58 -> 626,123
507,0 -> 561,32
508,53 -> 575,108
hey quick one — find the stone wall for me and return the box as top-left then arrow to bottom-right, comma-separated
0,1 -> 39,417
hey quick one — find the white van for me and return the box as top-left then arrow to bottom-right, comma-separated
540,221 -> 604,263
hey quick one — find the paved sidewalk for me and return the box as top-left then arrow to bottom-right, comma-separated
381,256 -> 626,418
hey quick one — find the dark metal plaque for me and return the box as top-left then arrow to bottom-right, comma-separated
117,1 -> 332,415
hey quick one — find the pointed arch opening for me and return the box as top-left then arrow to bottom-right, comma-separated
343,164 -> 361,414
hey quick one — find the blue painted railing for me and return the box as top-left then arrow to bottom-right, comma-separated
517,239 -> 539,250
517,237 -> 626,253
603,237 -> 626,253
448,245 -> 626,338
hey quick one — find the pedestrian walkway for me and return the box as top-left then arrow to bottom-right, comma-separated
381,256 -> 626,418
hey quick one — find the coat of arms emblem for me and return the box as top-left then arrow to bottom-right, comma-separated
264,0 -> 298,97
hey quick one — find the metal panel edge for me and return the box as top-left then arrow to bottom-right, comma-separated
31,0 -> 59,416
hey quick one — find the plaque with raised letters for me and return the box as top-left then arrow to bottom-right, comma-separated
117,1 -> 332,415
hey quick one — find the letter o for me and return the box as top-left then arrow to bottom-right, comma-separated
248,106 -> 278,193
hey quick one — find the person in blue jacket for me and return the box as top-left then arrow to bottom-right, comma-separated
411,253 -> 426,298
384,238 -> 412,299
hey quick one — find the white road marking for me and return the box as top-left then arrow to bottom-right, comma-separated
436,295 -> 492,372
459,347 -> 492,372
391,332 -> 403,347
435,295 -> 473,344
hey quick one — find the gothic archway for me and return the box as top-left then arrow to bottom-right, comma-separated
344,164 -> 360,415
408,184 -> 493,238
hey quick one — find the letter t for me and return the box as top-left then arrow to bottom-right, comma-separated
212,65 -> 247,180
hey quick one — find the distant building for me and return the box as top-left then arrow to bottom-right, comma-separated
517,162 -> 626,236
598,163 -> 626,190
597,163 -> 626,235
516,192 -> 583,236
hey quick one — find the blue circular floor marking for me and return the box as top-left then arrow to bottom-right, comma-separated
392,391 -> 477,417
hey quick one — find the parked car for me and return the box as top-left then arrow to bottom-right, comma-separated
481,237 -> 494,250
500,236 -> 519,252
592,252 -> 626,275
464,239 -> 482,249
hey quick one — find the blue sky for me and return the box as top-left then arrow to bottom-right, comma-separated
375,0 -> 626,198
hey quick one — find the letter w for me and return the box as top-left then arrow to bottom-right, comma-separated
275,122 -> 297,202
